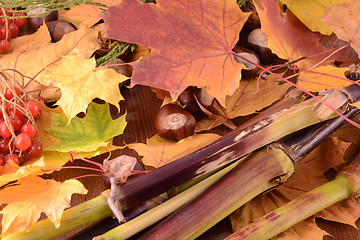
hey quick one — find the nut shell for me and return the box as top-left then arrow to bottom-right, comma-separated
46,20 -> 77,42
178,86 -> 207,120
154,104 -> 196,141
27,9 -> 58,31
233,46 -> 260,79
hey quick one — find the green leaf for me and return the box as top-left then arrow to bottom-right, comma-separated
45,102 -> 126,152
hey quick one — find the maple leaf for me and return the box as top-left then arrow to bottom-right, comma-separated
0,158 -> 44,186
281,0 -> 343,35
43,102 -> 127,152
322,0 -> 360,56
253,0 -> 349,69
297,65 -> 350,92
230,137 -> 351,238
0,25 -> 99,101
128,133 -> 220,168
225,75 -> 290,118
104,0 -> 250,105
63,0 -> 120,27
0,175 -> 87,235
37,56 -> 128,122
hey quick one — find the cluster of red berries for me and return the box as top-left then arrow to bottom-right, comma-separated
0,87 -> 43,167
0,8 -> 27,54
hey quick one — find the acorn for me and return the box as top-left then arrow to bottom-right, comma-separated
247,28 -> 278,63
46,20 -> 77,42
233,46 -> 260,79
26,8 -> 58,31
154,104 -> 196,141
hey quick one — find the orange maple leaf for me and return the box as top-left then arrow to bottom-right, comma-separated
0,175 -> 87,235
322,0 -> 360,56
104,0 -> 250,105
63,0 -> 120,27
253,0 -> 351,69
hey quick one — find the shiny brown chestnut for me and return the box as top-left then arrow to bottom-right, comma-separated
27,8 -> 58,31
247,28 -> 278,63
154,104 -> 196,141
178,86 -> 207,120
233,46 -> 260,79
46,20 -> 77,42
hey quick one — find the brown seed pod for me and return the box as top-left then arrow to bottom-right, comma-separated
46,20 -> 77,42
27,8 -> 58,31
233,46 -> 260,79
178,86 -> 207,120
154,104 -> 196,141
247,28 -> 278,63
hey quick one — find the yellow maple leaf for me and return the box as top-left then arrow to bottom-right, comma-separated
37,56 -> 129,123
281,0 -> 344,35
0,175 -> 87,235
0,25 -> 99,102
128,133 -> 220,168
298,65 -> 350,92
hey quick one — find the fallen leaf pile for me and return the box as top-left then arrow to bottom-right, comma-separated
0,0 -> 359,238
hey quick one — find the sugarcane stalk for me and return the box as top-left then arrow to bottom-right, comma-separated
93,158 -> 241,240
130,147 -> 295,240
129,108 -> 359,240
1,190 -> 113,240
226,148 -> 360,240
1,157 -> 241,240
116,94 -> 338,212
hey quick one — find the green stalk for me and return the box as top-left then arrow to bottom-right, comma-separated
226,149 -> 360,240
132,147 -> 294,240
1,190 -> 113,240
1,159 -> 241,240
94,158 -> 241,240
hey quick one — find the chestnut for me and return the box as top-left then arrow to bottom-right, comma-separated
26,8 -> 58,31
233,46 -> 260,79
178,86 -> 207,120
46,20 -> 77,42
154,104 -> 196,141
247,28 -> 278,63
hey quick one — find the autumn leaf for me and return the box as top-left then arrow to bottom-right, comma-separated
322,0 -> 360,55
63,0 -> 120,27
254,0 -> 349,69
0,158 -> 44,186
37,56 -> 128,122
297,65 -> 350,92
0,25 -> 99,101
225,76 -> 290,118
230,137 -> 351,239
280,0 -> 343,35
104,0 -> 250,105
44,102 -> 127,152
128,133 -> 220,168
0,175 -> 87,235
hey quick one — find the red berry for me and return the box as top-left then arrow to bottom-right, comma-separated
0,156 -> 5,166
9,115 -> 22,131
0,26 -> 11,40
4,87 -> 21,100
5,154 -> 20,165
8,23 -> 19,38
0,8 -> 12,17
26,140 -> 42,158
12,12 -> 26,27
0,39 -> 10,53
7,103 -> 24,118
15,133 -> 31,150
0,121 -> 12,138
26,101 -> 40,118
35,96 -> 46,104
0,137 -> 11,154
0,17 -> 8,26
21,123 -> 37,138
